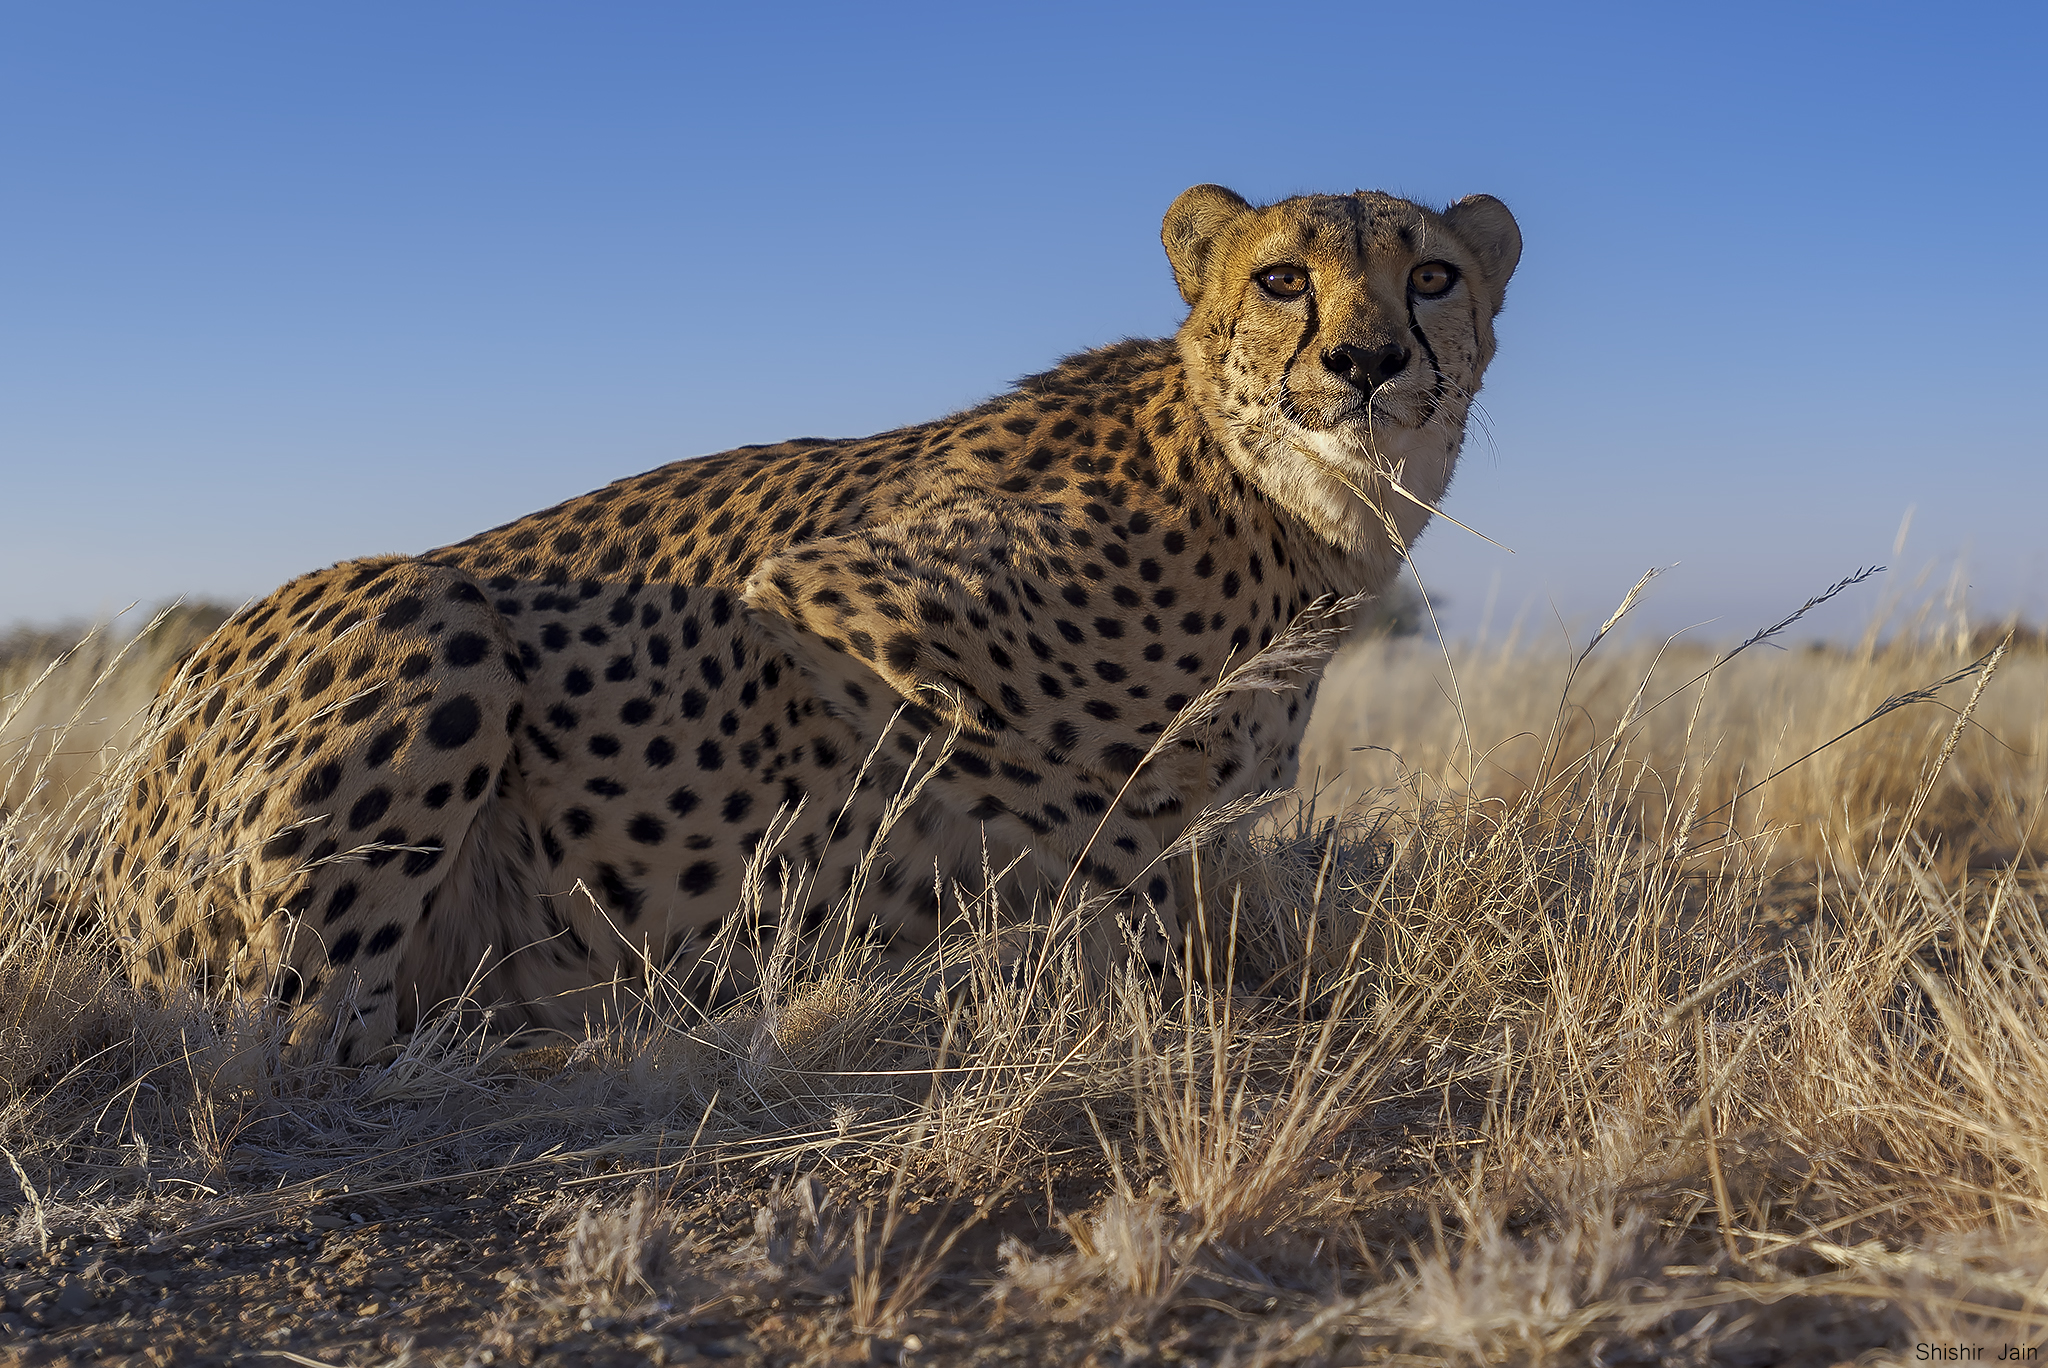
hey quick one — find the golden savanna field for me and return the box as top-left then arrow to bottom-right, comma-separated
2,573 -> 2046,1366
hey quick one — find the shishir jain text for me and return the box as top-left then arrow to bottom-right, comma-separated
1914,1346 -> 2040,1362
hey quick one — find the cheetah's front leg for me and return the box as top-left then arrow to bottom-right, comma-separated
743,500 -> 1207,981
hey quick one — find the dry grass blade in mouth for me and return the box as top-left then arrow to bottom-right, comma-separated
1239,398 -> 1518,555
2,587 -> 2047,1364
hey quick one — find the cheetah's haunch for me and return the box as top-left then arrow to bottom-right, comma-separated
108,186 -> 1520,1061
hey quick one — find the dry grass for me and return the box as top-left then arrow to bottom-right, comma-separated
1,577 -> 2045,1365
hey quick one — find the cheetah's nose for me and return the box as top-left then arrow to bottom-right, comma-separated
1321,342 -> 1410,393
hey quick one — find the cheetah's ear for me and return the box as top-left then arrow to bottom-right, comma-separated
1443,195 -> 1522,305
1162,184 -> 1254,306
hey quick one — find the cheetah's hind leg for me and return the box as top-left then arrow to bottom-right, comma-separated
113,556 -> 532,1068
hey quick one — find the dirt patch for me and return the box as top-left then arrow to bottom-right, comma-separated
0,1172 -> 1286,1366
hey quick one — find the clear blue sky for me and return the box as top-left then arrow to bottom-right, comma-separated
3,2 -> 2042,642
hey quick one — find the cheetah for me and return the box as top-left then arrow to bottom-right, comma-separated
107,184 -> 1521,1062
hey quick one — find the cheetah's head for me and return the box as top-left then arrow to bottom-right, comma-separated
1164,186 -> 1520,559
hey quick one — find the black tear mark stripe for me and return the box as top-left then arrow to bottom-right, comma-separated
1405,294 -> 1446,423
1278,290 -> 1320,421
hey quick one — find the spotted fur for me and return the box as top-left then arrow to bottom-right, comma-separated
107,185 -> 1520,1062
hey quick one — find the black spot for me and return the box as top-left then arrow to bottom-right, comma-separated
680,689 -> 707,719
627,813 -> 666,845
606,654 -> 637,683
445,632 -> 490,667
339,686 -> 386,726
463,764 -> 492,800
365,722 -> 407,768
564,807 -> 595,837
360,824 -> 403,870
381,596 -> 425,631
564,668 -> 593,696
680,861 -> 719,896
399,651 -> 433,679
586,776 -> 626,797
698,740 -> 724,771
646,737 -> 676,767
328,929 -> 362,965
298,762 -> 344,805
322,881 -> 360,926
589,734 -> 622,758
541,623 -> 571,652
423,782 -> 454,809
598,865 -> 646,923
302,659 -> 336,700
721,790 -> 754,823
402,837 -> 445,876
364,922 -> 404,957
1102,742 -> 1145,773
348,789 -> 392,830
426,696 -> 482,749
262,828 -> 305,862
621,698 -> 653,725
667,786 -> 700,817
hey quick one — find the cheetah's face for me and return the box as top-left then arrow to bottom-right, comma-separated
1163,186 -> 1521,557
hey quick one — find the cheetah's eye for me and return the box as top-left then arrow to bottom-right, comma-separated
1409,261 -> 1459,298
1255,265 -> 1310,299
